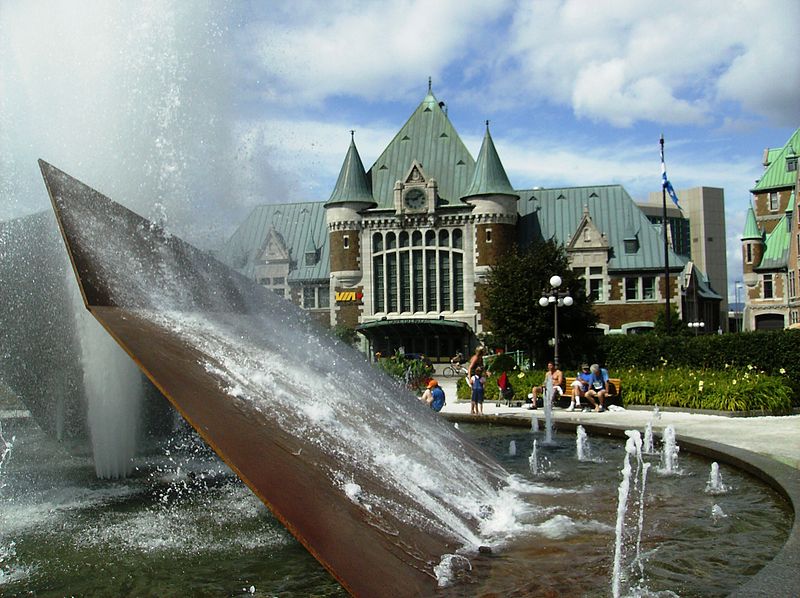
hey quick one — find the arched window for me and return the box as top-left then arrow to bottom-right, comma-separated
371,228 -> 465,315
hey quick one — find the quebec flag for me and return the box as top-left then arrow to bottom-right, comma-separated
660,142 -> 681,210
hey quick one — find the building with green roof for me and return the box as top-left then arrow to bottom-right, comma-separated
742,126 -> 800,330
219,85 -> 725,357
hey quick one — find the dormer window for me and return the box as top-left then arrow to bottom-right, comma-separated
788,157 -> 798,172
624,237 -> 639,254
305,250 -> 318,266
769,192 -> 779,211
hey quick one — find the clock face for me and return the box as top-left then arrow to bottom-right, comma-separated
404,188 -> 426,210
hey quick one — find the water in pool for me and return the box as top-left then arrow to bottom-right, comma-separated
0,418 -> 791,597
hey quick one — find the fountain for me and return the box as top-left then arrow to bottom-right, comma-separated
36,161 -> 520,595
528,439 -> 539,476
508,440 -> 517,456
542,388 -> 555,445
659,424 -> 680,475
706,462 -> 729,494
576,424 -> 590,461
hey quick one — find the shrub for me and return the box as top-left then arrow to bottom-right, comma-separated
597,330 -> 800,406
375,351 -> 434,392
621,366 -> 793,413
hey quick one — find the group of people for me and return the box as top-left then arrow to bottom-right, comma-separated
530,361 -> 610,413
422,346 -> 611,416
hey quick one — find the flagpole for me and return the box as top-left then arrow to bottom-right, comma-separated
660,134 -> 671,335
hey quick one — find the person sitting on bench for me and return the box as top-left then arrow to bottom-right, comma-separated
530,360 -> 563,410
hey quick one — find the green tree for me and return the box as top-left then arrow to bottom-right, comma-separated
653,305 -> 690,336
483,240 -> 597,367
331,324 -> 360,346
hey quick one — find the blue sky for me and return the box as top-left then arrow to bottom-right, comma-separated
2,0 -> 799,301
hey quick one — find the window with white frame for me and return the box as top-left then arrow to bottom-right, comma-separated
371,228 -> 464,314
302,284 -> 330,309
789,271 -> 796,299
769,192 -> 779,211
625,277 -> 640,301
642,276 -> 656,300
343,235 -> 350,249
763,274 -> 774,299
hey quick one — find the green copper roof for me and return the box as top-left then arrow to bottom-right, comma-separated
326,135 -> 376,208
460,123 -> 518,199
752,127 -> 800,192
217,201 -> 329,282
516,185 -> 685,271
367,90 -> 475,208
755,214 -> 790,271
742,206 -> 762,240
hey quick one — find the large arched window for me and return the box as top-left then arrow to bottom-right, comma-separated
372,228 -> 465,315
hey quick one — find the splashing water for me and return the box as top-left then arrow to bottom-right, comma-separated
529,440 -> 539,476
542,390 -> 554,445
711,504 -> 728,522
576,425 -> 590,461
508,440 -> 517,457
659,425 -> 680,475
643,421 -> 655,454
611,430 -> 653,598
530,415 -> 539,433
705,462 -> 728,494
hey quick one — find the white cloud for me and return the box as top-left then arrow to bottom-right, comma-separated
241,0 -> 512,105
502,0 -> 800,127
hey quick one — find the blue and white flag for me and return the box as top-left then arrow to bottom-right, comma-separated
660,142 -> 681,210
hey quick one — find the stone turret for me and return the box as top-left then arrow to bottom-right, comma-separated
741,205 -> 764,288
460,122 -> 519,273
324,133 -> 375,327
325,132 -> 375,286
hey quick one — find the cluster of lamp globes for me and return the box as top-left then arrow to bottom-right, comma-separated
539,275 -> 574,308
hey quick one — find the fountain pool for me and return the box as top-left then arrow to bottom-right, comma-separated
0,418 -> 790,597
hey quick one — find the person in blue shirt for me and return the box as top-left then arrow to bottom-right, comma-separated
422,379 -> 446,412
470,366 -> 486,415
585,363 -> 610,412
567,363 -> 592,411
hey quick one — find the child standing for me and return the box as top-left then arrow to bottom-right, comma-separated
470,366 -> 486,415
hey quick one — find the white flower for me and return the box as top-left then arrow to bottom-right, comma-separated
780,368 -> 786,375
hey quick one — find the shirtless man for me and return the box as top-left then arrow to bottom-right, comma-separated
529,361 -> 563,410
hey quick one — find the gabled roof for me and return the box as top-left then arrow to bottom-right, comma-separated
367,90 -> 475,208
326,134 -> 376,208
742,206 -> 762,240
752,127 -> 800,192
754,214 -> 791,271
217,201 -> 329,282
517,185 -> 685,271
461,123 -> 517,199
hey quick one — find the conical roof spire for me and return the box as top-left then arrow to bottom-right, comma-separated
326,132 -> 376,208
742,205 -> 761,241
460,122 -> 518,199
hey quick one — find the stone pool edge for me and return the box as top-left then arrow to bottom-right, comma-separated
443,413 -> 799,598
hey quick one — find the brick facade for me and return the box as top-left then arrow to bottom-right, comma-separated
475,223 -> 516,267
329,229 -> 361,273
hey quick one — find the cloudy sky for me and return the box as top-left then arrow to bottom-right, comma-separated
2,0 -> 799,300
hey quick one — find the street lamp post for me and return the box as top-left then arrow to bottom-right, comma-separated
734,280 -> 742,333
539,275 -> 573,369
688,321 -> 705,336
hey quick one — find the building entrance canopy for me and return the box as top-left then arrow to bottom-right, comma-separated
356,318 -> 472,362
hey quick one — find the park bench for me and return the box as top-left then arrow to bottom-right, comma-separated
560,377 -> 622,408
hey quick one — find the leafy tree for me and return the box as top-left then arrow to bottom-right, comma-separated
331,324 -> 360,346
483,240 -> 597,367
653,305 -> 690,336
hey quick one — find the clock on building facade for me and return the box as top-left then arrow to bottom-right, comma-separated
403,187 -> 427,211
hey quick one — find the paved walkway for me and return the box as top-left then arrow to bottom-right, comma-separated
434,375 -> 800,468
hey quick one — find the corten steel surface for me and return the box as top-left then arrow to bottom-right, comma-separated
38,160 -> 500,597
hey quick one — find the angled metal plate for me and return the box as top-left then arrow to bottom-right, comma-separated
39,160 -> 505,596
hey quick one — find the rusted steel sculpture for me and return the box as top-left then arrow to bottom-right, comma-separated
39,160 -> 507,596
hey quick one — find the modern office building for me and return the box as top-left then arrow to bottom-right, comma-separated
741,127 -> 800,330
640,186 -> 729,331
219,85 -> 723,358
